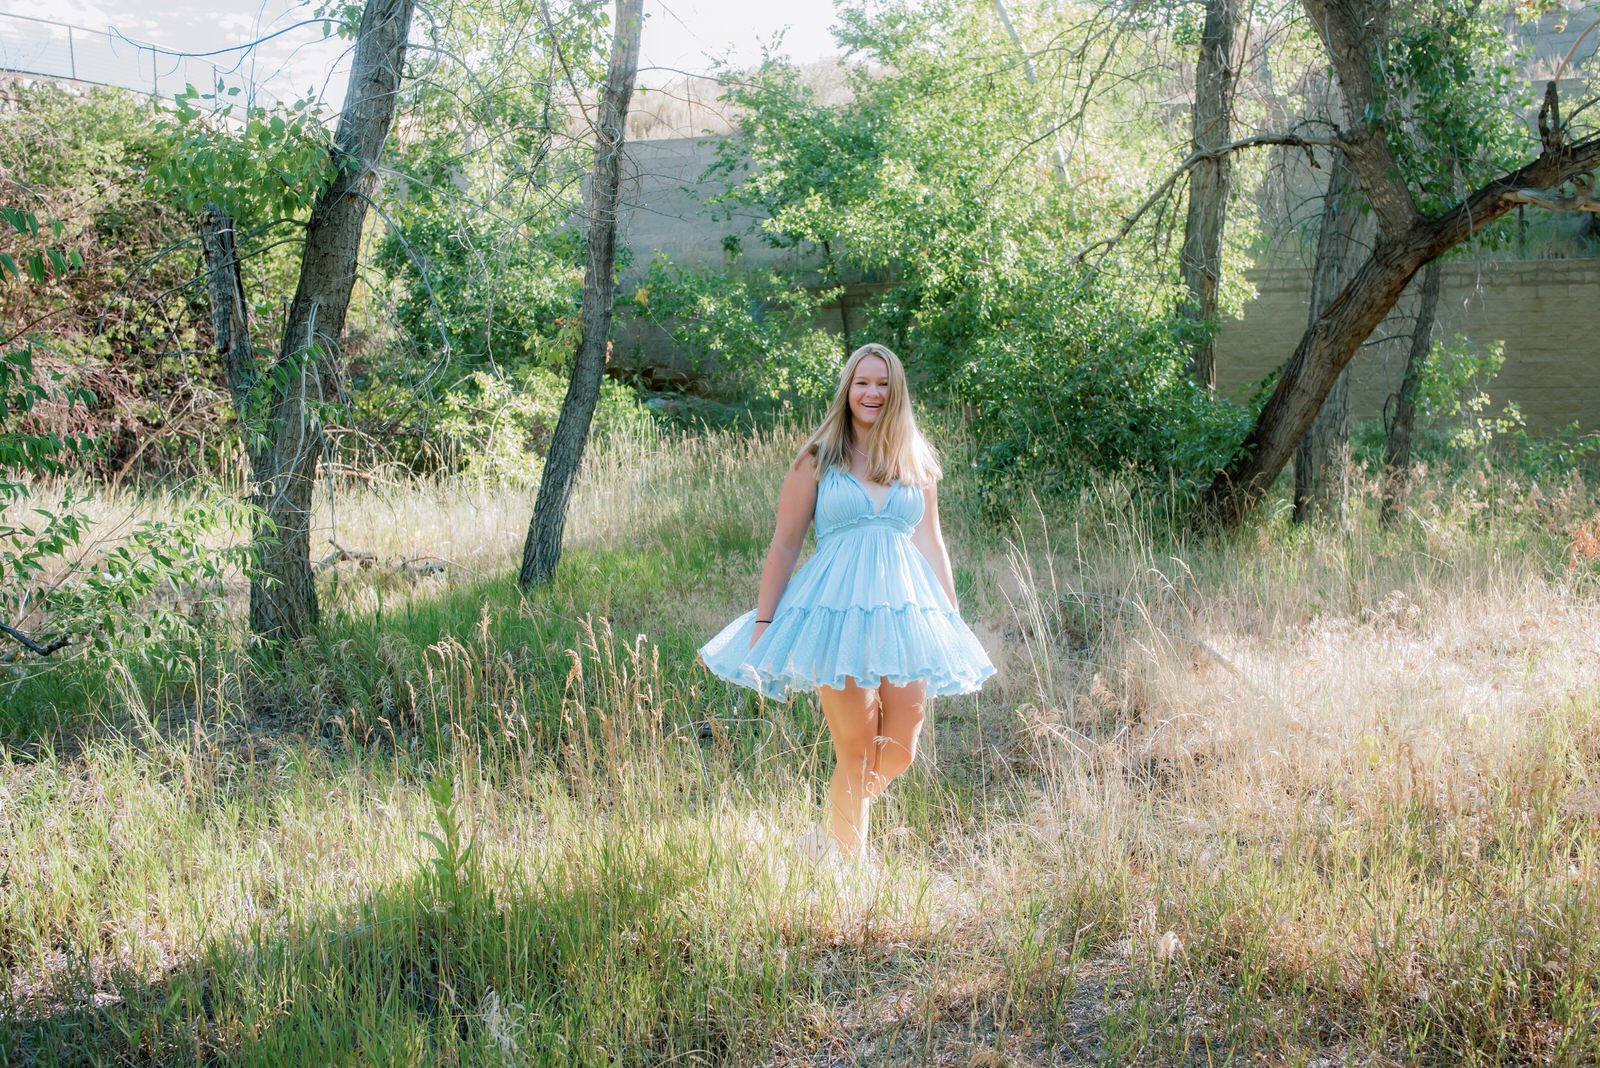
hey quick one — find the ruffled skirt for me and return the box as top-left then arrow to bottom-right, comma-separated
699,529 -> 994,699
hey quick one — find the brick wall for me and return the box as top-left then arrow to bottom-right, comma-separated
1214,259 -> 1600,434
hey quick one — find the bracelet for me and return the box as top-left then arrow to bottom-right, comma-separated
755,618 -> 772,624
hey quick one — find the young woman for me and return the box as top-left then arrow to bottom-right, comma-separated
699,343 -> 994,861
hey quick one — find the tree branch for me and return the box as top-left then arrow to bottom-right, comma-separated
1505,176 -> 1600,213
1302,0 -> 1416,234
1414,126 -> 1600,260
992,0 -> 1070,182
0,620 -> 71,656
1076,132 -> 1343,263
1539,79 -> 1562,156
197,207 -> 257,411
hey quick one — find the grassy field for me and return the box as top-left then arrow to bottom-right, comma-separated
3,423 -> 1599,1065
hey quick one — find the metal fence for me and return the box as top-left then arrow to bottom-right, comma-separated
0,11 -> 228,100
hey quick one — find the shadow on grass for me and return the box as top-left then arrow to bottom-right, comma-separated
0,799 -> 825,1068
0,795 -> 977,1067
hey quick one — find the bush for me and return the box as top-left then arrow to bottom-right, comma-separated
2,210 -> 247,670
953,284 -> 1255,504
626,256 -> 842,405
1,85 -> 225,480
1352,334 -> 1600,484
436,368 -> 654,485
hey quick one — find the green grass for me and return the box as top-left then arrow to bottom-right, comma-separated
4,423 -> 1600,1064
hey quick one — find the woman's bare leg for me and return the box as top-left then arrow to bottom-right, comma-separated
867,678 -> 927,799
817,678 -> 879,856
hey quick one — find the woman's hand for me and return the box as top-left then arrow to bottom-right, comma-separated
749,619 -> 770,649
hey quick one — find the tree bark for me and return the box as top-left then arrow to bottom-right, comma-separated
198,0 -> 415,641
1293,151 -> 1369,524
1303,0 -> 1414,234
1179,0 -> 1237,390
197,209 -> 257,411
519,0 -> 644,589
1379,258 -> 1440,524
1197,0 -> 1600,529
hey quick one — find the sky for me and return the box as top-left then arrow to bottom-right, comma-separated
0,0 -> 844,106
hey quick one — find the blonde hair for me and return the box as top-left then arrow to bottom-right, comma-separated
801,342 -> 942,486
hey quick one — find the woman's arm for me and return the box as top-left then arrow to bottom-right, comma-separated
910,482 -> 959,611
751,451 -> 820,646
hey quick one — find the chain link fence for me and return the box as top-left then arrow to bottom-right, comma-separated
0,11 -> 229,100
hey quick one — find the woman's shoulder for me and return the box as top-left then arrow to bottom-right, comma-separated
789,447 -> 824,478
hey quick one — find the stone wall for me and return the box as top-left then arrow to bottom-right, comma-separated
1214,259 -> 1600,434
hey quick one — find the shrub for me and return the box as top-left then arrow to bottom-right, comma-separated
626,256 -> 842,405
2,209 -> 247,669
436,368 -> 654,485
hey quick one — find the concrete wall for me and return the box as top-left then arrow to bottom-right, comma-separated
614,140 -> 1600,435
1521,6 -> 1600,78
612,136 -> 844,380
1214,259 -> 1600,434
616,137 -> 812,288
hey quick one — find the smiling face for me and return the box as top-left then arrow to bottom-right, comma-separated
848,354 -> 891,437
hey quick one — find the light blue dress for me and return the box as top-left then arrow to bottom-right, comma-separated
699,464 -> 995,699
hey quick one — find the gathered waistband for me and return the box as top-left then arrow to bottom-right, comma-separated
818,516 -> 915,540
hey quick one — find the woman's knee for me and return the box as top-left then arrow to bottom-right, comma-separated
832,734 -> 875,771
874,681 -> 926,783
874,736 -> 917,781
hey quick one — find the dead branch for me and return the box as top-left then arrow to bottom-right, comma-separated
1539,79 -> 1563,156
1061,591 -> 1264,696
1505,174 -> 1600,213
314,541 -> 451,577
316,541 -> 378,571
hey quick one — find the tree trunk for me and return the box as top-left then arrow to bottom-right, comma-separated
1379,258 -> 1441,524
1294,373 -> 1350,522
197,209 -> 257,412
197,0 -> 415,641
519,0 -> 644,589
1198,43 -> 1600,531
1179,0 -> 1237,390
1293,151 -> 1369,524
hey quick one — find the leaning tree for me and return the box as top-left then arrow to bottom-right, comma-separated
519,0 -> 646,588
1200,0 -> 1600,528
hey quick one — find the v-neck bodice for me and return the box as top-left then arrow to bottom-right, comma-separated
815,464 -> 924,540
844,469 -> 894,513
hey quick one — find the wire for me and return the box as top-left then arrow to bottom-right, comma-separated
107,17 -> 342,61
